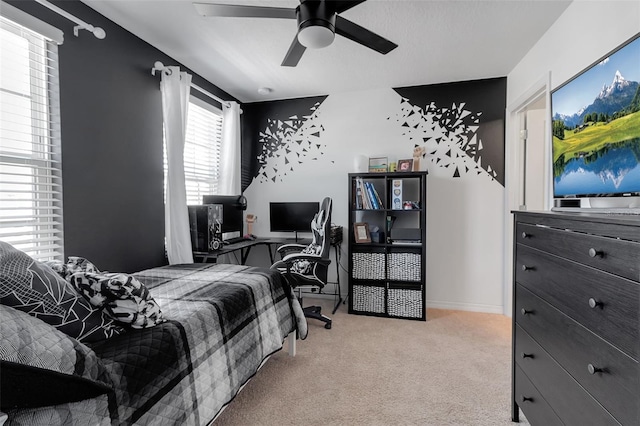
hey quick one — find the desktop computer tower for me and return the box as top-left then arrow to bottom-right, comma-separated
188,204 -> 223,252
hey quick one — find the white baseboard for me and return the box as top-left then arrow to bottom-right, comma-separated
304,294 -> 504,315
426,300 -> 504,315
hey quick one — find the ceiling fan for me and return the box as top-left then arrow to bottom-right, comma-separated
193,0 -> 398,67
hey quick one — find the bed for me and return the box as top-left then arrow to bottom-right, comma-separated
1,257 -> 307,426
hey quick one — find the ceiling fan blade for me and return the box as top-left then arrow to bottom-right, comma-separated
335,15 -> 397,54
281,36 -> 306,67
334,0 -> 367,14
193,3 -> 296,19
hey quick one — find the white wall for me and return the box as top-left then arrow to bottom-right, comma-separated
508,1 -> 639,105
504,0 -> 640,315
242,1 -> 640,318
244,87 -> 506,314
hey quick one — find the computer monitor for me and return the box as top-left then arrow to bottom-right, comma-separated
269,201 -> 319,240
202,195 -> 246,236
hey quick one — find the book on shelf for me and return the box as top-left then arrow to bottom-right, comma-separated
354,179 -> 363,209
364,181 -> 380,209
370,182 -> 384,209
355,177 -> 366,209
354,178 -> 385,210
355,178 -> 369,209
359,178 -> 372,209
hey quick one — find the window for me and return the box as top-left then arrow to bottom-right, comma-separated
164,96 -> 223,204
0,12 -> 63,261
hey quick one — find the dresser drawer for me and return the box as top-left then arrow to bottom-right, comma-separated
517,222 -> 640,282
516,244 -> 639,358
514,364 -> 563,426
514,324 -> 620,426
516,284 -> 639,426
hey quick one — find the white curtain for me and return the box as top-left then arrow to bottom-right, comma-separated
161,66 -> 194,264
218,101 -> 242,195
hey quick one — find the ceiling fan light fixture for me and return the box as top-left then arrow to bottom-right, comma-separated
195,0 -> 397,67
297,23 -> 335,49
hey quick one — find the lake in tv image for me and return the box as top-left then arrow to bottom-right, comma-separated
553,139 -> 640,196
552,34 -> 640,196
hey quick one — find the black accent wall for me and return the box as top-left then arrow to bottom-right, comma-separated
394,77 -> 507,186
7,0 -> 236,272
241,96 -> 327,190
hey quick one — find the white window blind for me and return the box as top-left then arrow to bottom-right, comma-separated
0,15 -> 64,261
164,96 -> 223,205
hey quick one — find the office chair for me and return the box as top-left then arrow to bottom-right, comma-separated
271,197 -> 333,329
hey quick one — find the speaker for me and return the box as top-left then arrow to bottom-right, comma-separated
188,204 -> 223,252
554,198 -> 581,208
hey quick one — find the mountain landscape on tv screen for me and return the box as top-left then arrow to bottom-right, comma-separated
553,71 -> 639,128
552,68 -> 640,196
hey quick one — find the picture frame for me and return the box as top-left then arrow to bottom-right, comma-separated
368,157 -> 388,173
353,222 -> 371,243
397,159 -> 413,172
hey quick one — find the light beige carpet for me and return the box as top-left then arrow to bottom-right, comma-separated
214,300 -> 529,425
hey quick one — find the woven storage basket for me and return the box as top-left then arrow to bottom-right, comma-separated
351,252 -> 385,280
352,285 -> 385,313
387,252 -> 421,281
387,287 -> 423,318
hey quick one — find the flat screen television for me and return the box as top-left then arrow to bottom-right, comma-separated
269,202 -> 319,239
551,32 -> 640,209
202,195 -> 246,236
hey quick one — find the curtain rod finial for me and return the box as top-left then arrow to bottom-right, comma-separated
93,27 -> 106,39
151,61 -> 165,76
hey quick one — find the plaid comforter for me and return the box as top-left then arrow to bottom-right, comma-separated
6,263 -> 307,425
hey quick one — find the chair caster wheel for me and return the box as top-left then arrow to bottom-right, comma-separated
325,322 -> 332,329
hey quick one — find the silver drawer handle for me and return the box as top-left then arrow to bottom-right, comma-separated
587,363 -> 603,375
588,298 -> 603,309
588,248 -> 603,258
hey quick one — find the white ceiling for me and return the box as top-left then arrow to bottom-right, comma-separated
81,0 -> 572,103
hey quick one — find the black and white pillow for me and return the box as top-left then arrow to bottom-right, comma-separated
44,256 -> 100,280
0,304 -> 113,409
0,242 -> 123,343
70,272 -> 165,329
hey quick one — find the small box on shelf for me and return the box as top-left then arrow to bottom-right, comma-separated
370,231 -> 384,243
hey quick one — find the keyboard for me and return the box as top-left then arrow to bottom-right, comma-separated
224,236 -> 254,245
551,207 -> 640,215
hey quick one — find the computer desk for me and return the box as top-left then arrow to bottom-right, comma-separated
192,237 -> 344,313
192,237 -> 310,265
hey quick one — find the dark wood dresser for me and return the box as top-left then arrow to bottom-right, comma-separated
512,211 -> 639,426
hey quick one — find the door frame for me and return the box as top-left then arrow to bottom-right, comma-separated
503,72 -> 552,316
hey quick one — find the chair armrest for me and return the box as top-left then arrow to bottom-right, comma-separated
281,252 -> 331,266
270,260 -> 288,270
277,243 -> 307,259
